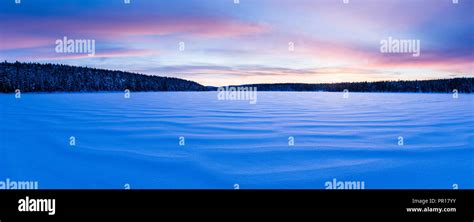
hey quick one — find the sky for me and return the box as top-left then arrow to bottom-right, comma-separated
0,0 -> 473,86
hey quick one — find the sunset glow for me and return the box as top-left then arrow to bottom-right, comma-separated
1,0 -> 472,86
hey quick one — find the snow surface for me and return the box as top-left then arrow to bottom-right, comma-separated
0,92 -> 472,188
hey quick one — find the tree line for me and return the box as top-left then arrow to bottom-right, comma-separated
0,61 -> 208,92
234,78 -> 473,93
1,61 -> 472,93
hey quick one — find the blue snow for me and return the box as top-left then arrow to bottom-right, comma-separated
0,92 -> 473,189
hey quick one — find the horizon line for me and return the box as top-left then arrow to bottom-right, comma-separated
3,60 -> 473,88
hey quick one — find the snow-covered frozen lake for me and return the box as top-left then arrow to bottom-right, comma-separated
1,92 -> 473,189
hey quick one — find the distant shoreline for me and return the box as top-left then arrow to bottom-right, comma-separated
2,91 -> 473,95
1,61 -> 473,93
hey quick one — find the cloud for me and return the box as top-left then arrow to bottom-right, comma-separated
1,0 -> 472,86
132,64 -> 402,85
3,47 -> 155,62
0,16 -> 269,50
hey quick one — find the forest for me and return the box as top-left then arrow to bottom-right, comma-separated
233,78 -> 474,93
1,61 -> 472,93
0,61 -> 209,92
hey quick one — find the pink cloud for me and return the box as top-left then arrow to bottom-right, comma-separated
372,52 -> 474,74
0,16 -> 269,50
5,48 -> 155,62
0,35 -> 53,50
